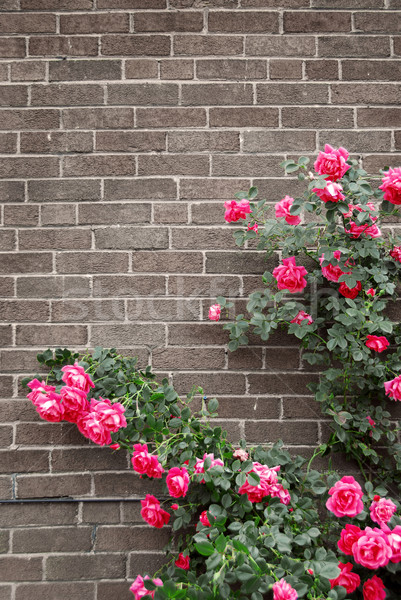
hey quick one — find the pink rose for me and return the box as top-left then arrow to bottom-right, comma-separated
224,199 -> 252,223
273,257 -> 308,294
91,397 -> 127,432
366,415 -> 376,428
320,251 -> 350,283
27,379 -> 56,406
77,412 -> 112,446
247,222 -> 258,233
339,280 -> 362,299
290,310 -> 313,325
365,335 -> 390,353
166,466 -> 190,498
390,246 -> 401,262
35,391 -> 64,422
171,503 -> 179,510
61,362 -> 95,393
275,196 -> 301,225
239,462 -> 280,503
269,483 -> 291,505
363,576 -> 386,600
337,524 -> 363,555
384,375 -> 401,401
370,497 -> 397,525
272,578 -> 298,600
199,510 -> 211,527
313,181 -> 345,203
194,453 -> 224,483
387,525 -> 401,562
352,527 -> 392,569
347,220 -> 382,239
110,443 -> 120,450
314,144 -> 350,181
329,562 -> 360,594
233,448 -> 249,461
379,166 -> 401,205
131,443 -> 152,475
140,494 -> 170,529
175,553 -> 190,570
130,575 -> 163,600
366,288 -> 376,296
60,386 -> 89,423
208,304 -> 221,321
146,454 -> 165,479
326,475 -> 364,518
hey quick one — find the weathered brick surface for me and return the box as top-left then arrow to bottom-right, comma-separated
1,2 -> 400,593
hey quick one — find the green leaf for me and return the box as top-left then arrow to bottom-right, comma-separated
208,397 -> 219,413
215,533 -> 227,553
195,541 -> 214,557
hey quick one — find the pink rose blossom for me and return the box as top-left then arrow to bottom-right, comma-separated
90,397 -> 127,432
370,497 -> 397,525
320,251 -> 350,283
290,310 -> 313,325
365,335 -> 390,353
314,144 -> 350,181
329,562 -> 360,594
194,453 -> 224,483
131,444 -> 164,479
272,578 -> 298,600
326,476 -> 364,518
366,288 -> 376,297
379,167 -> 401,205
171,503 -> 179,510
339,280 -> 362,299
272,257 -> 308,294
275,196 -> 301,225
233,448 -> 249,462
347,220 -> 382,239
224,199 -> 252,223
366,415 -> 376,428
199,510 -> 211,527
313,181 -> 345,203
146,455 -> 165,479
387,525 -> 401,562
110,443 -> 120,450
61,362 -> 95,393
130,575 -> 163,600
77,412 -> 112,446
26,379 -> 56,406
35,391 -> 64,422
384,375 -> 401,401
208,304 -> 221,321
166,466 -> 190,498
247,222 -> 258,233
269,483 -> 291,505
390,246 -> 401,262
60,386 -> 89,423
140,495 -> 170,529
352,527 -> 392,569
239,463 -> 280,503
175,553 -> 190,570
363,575 -> 386,600
337,524 -> 363,555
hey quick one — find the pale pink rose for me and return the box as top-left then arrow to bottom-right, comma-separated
337,524 -> 363,555
326,476 -> 364,518
208,304 -> 221,321
363,575 -> 386,600
272,578 -> 298,600
384,375 -> 401,401
290,310 -> 313,325
352,527 -> 392,569
329,562 -> 360,594
61,362 -> 95,393
194,453 -> 224,482
224,199 -> 252,223
90,397 -> 127,432
365,335 -> 390,353
390,246 -> 401,262
140,494 -> 170,529
175,553 -> 190,570
314,144 -> 350,181
199,510 -> 211,527
27,379 -> 56,406
269,483 -> 291,505
339,280 -> 362,299
247,222 -> 258,233
60,386 -> 89,423
233,448 -> 249,462
313,181 -> 345,203
129,575 -> 163,600
370,497 -> 397,525
320,251 -> 350,283
77,412 -> 112,446
35,391 -> 64,422
272,257 -> 308,294
252,462 -> 280,485
275,196 -> 301,225
387,525 -> 401,562
366,288 -> 376,297
379,167 -> 401,205
166,466 -> 190,498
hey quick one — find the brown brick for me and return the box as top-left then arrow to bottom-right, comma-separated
173,372 -> 246,395
180,178 -> 250,199
31,84 -> 104,107
160,59 -> 194,80
19,228 -> 91,250
355,11 -> 401,33
197,58 -> 266,80
10,61 -> 46,82
17,276 -> 90,299
182,83 -> 253,106
0,14 -> 56,34
171,227 -> 235,250
46,554 -> 126,581
16,324 -> 88,346
206,251 -> 276,275
0,449 -> 49,473
169,131 -> 239,153
270,59 -> 302,80
154,202 -> 188,223
79,202 -> 150,225
93,275 -> 166,297
282,396 -> 320,419
245,420 -> 319,445
138,154 -> 208,176
0,478 -> 12,500
0,300 -> 49,322
259,82 -> 329,104
243,130 -> 316,153
219,395 -> 280,419
0,109 -> 60,131
168,274 -> 240,297
98,0 -> 165,5
42,205 -> 78,226
16,474 -> 92,498
210,107 -> 278,127
0,426 -> 12,448
153,347 -> 224,369
332,83 -> 401,105
0,0 -> 18,7
63,155 -> 136,177
284,11 -> 351,33
137,107 -> 205,128
50,60 -> 121,82
104,178 -> 176,200
29,36 -> 98,57
21,132 -> 93,154
14,422 -> 89,445
0,326 -> 13,346
0,377 -> 13,398
174,35 -> 243,56
253,178 -> 304,201
0,503 -> 78,527
0,586 -> 11,600
28,179 -> 101,201
358,108 -> 401,128
318,130 -> 391,153
0,38 -> 25,58
248,372 -> 318,395
0,557 -> 42,582
63,107 -> 133,129
170,0 -> 233,5
101,35 -> 170,56
0,85 -> 27,107
0,253 -> 53,275
282,107 -> 354,128
0,231 -> 16,251
60,13 -> 129,34
21,0 -> 93,7
15,583 -> 95,600
312,0 -> 383,6
212,155 -> 283,177
82,502 -> 120,523
0,280 -> 14,299
56,252 -> 129,274
0,350 -> 44,373
318,36 -> 389,58
107,82 -> 178,105
0,65 -> 8,82
246,35 -> 315,57
128,298 -> 200,322
134,11 -> 203,32
124,59 -> 158,79
0,157 -> 59,179
0,531 -> 9,553
132,251 -> 203,273
52,298 -> 125,323
95,526 -> 170,551
52,448 -> 128,472
90,323 -> 165,346
305,59 -> 338,81
94,226 -> 168,250
342,60 -> 401,81
208,10 -> 279,33
96,131 -> 165,152
363,154 -> 401,173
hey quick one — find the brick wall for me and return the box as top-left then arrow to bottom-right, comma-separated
0,0 -> 400,597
